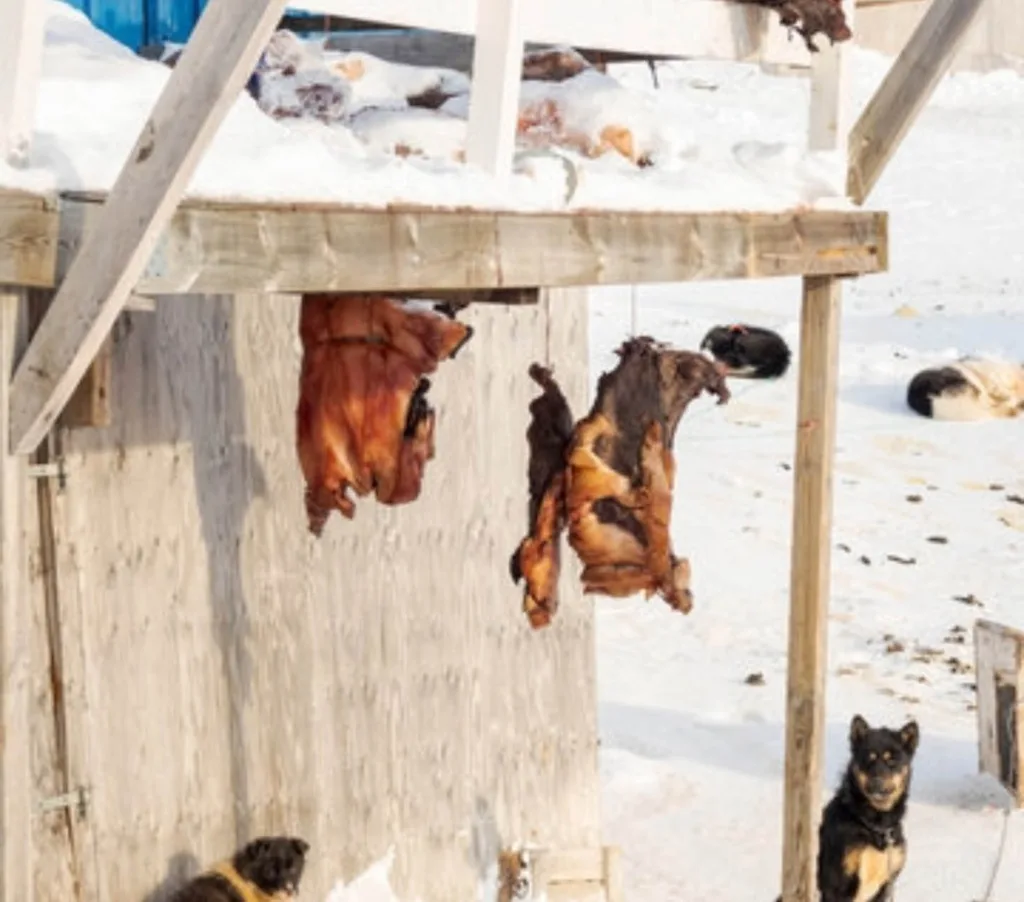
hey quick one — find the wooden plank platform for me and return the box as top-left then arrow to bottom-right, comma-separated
0,189 -> 888,296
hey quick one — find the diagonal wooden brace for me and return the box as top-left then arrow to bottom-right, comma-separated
7,0 -> 289,455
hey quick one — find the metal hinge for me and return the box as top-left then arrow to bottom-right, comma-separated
38,785 -> 89,819
26,459 -> 67,489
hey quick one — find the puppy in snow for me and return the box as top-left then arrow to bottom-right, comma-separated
699,323 -> 791,379
906,356 -> 1024,420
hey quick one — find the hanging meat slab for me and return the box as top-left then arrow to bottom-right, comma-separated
737,0 -> 852,52
297,294 -> 473,536
510,337 -> 730,628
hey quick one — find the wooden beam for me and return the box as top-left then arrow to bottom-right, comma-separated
781,276 -> 841,902
42,197 -> 887,295
464,0 -> 524,178
0,289 -> 32,902
0,189 -> 58,288
0,0 -> 46,165
7,0 -> 290,456
300,0 -> 808,66
847,0 -> 987,204
808,0 -> 856,154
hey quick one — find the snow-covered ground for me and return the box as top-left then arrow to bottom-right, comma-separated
592,51 -> 1024,902
4,3 -> 1024,898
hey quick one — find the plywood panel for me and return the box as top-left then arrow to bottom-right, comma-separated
46,288 -> 597,902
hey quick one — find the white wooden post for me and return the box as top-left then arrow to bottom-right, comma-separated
0,0 -> 46,165
808,0 -> 856,156
8,0 -> 290,455
464,0 -> 524,179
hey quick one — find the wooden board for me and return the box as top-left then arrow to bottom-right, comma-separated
6,0 -> 292,456
975,619 -> 1024,805
847,0 -> 988,204
32,287 -> 600,902
299,0 -> 812,67
0,190 -> 58,288
32,195 -> 889,296
0,0 -> 46,165
0,290 -> 32,902
781,276 -> 842,902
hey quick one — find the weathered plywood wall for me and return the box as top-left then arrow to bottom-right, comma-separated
18,287 -> 597,902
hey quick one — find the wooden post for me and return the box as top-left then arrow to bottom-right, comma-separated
847,0 -> 987,204
464,0 -> 524,179
974,619 -> 1024,806
781,276 -> 842,902
0,289 -> 32,902
7,0 -> 290,456
0,0 -> 46,165
808,0 -> 856,154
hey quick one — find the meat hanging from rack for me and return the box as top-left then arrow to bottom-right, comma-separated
736,0 -> 853,53
510,337 -> 730,629
296,294 -> 473,536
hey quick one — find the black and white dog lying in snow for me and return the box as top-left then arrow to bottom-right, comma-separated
906,357 -> 1024,420
699,323 -> 791,379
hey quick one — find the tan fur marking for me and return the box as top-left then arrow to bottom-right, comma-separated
852,765 -> 908,812
209,862 -> 292,902
842,844 -> 906,902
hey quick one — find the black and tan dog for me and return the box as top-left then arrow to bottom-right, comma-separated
171,836 -> 310,902
817,715 -> 919,902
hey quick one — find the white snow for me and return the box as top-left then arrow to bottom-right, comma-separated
590,48 -> 1024,902
5,2 -> 1024,898
0,0 -> 845,211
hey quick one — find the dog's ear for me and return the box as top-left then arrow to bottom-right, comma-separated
291,838 -> 310,857
899,721 -> 920,756
849,714 -> 869,748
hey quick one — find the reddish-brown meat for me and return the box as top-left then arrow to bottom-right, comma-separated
297,294 -> 473,536
510,337 -> 730,628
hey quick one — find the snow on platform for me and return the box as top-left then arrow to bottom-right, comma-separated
591,46 -> 1024,902
0,0 -> 848,212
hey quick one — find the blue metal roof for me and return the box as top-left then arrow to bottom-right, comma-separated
62,0 -> 211,49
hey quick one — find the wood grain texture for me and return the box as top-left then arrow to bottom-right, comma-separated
41,196 -> 888,296
847,0 -> 987,204
0,0 -> 45,165
36,287 -> 598,902
0,290 -> 32,902
0,190 -> 58,288
781,276 -> 842,902
808,0 -> 856,154
464,0 -> 524,177
974,618 -> 1024,805
7,0 -> 291,455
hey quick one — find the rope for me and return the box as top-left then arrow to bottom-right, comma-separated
976,808 -> 1011,902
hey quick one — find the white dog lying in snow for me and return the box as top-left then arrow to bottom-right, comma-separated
906,356 -> 1024,420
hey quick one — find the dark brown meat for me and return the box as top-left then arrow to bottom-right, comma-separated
296,294 -> 473,536
509,364 -> 576,628
511,337 -> 730,628
736,0 -> 852,52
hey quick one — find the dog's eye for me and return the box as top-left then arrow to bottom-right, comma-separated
882,751 -> 892,763
866,752 -> 877,762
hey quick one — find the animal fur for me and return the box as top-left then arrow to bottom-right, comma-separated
906,357 -> 1024,421
737,0 -> 852,52
817,716 -> 919,902
170,836 -> 310,902
699,323 -> 792,379
497,849 -> 535,902
510,337 -> 730,627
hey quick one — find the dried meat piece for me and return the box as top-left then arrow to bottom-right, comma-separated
511,337 -> 729,627
297,295 -> 473,535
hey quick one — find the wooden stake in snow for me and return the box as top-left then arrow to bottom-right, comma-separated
847,0 -> 988,204
7,0 -> 290,455
808,0 -> 856,155
464,0 -> 524,179
0,0 -> 46,165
